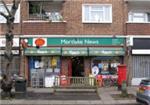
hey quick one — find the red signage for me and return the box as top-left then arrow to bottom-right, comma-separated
35,38 -> 45,47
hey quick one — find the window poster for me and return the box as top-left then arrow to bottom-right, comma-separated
34,60 -> 40,69
51,57 -> 57,67
92,66 -> 99,77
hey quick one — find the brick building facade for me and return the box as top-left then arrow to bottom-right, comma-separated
0,0 -> 150,86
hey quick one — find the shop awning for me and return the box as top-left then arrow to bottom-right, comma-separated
24,47 -> 61,56
89,47 -> 125,56
62,47 -> 88,56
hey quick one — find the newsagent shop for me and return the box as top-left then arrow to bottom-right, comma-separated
20,36 -> 125,87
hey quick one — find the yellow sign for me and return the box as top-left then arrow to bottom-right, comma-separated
51,57 -> 57,67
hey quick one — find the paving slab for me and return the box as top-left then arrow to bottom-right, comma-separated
0,86 -> 138,105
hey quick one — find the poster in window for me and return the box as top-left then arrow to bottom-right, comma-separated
92,66 -> 99,77
103,63 -> 108,71
34,60 -> 40,69
51,57 -> 57,67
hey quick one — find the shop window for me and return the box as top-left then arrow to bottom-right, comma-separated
29,56 -> 61,74
91,57 -> 121,75
0,55 -> 20,75
29,56 -> 61,87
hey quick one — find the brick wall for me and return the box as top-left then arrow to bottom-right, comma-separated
22,22 -> 66,35
21,1 -> 29,21
0,24 -> 21,35
20,0 -> 126,35
1,0 -> 150,36
127,23 -> 150,35
63,0 -> 125,35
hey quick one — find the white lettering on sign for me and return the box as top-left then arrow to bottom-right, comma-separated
84,39 -> 99,44
61,39 -> 83,45
69,51 -> 80,55
0,38 -> 19,47
61,39 -> 99,45
101,50 -> 112,54
37,50 -> 48,54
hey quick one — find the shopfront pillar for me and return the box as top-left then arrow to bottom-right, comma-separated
61,57 -> 69,76
84,58 -> 91,77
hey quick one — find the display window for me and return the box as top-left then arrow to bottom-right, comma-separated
29,56 -> 61,74
0,55 -> 20,75
91,56 -> 122,76
29,56 -> 61,88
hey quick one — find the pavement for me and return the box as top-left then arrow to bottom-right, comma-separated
0,86 -> 139,105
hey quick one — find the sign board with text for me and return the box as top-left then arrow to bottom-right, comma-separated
0,38 -> 19,47
27,37 -> 125,46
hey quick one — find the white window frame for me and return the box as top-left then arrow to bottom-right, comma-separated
82,4 -> 112,23
0,4 -> 20,23
128,11 -> 149,23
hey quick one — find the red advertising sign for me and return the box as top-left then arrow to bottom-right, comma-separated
35,38 -> 45,47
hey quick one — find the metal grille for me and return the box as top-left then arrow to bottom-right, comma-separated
132,56 -> 150,78
31,70 -> 45,88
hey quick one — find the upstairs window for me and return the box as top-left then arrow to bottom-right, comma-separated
29,1 -> 63,21
128,12 -> 150,22
82,4 -> 112,23
0,4 -> 20,23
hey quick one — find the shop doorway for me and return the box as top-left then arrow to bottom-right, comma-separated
71,57 -> 84,77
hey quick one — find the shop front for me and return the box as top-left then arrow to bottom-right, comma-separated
0,37 -> 20,75
131,38 -> 150,85
21,36 -> 125,87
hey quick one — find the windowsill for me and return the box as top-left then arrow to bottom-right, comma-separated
23,20 -> 67,23
82,21 -> 112,24
126,21 -> 150,24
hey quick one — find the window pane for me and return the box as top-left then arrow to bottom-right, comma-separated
128,12 -> 148,22
91,11 -> 103,22
148,13 -> 150,22
0,56 -> 20,75
84,6 -> 90,21
0,5 -> 7,22
83,5 -> 112,22
91,5 -> 103,11
133,17 -> 145,22
104,6 -> 111,21
133,13 -> 144,17
0,4 -> 20,23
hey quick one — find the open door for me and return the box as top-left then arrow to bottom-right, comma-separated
71,57 -> 84,77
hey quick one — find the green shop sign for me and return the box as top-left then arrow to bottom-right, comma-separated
62,47 -> 88,56
27,37 -> 125,46
24,47 -> 125,56
89,47 -> 125,56
24,47 -> 61,56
